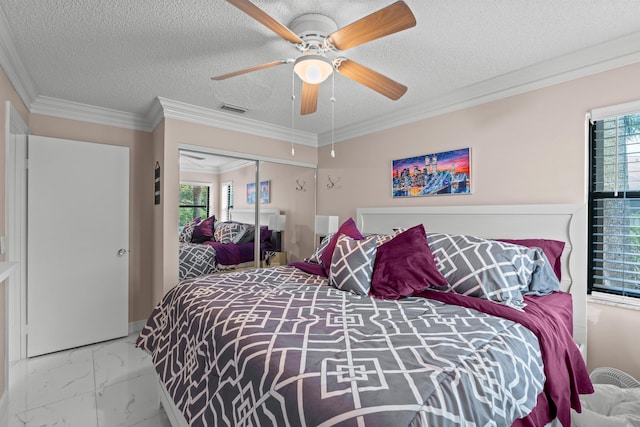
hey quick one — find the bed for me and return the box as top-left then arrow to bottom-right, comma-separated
178,208 -> 278,279
140,204 -> 593,426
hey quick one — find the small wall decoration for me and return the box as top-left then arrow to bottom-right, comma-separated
392,148 -> 471,198
247,180 -> 271,204
154,161 -> 161,205
259,180 -> 270,203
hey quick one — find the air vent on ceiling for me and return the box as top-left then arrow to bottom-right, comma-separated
219,103 -> 248,114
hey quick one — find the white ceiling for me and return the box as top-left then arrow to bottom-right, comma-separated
2,1 -> 640,144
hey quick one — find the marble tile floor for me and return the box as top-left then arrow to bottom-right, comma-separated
0,332 -> 172,427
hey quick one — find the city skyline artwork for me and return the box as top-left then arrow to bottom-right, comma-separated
392,148 -> 471,197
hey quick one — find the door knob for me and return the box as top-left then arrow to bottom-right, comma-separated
117,249 -> 128,257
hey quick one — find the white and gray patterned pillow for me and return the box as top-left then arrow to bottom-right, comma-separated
213,221 -> 247,244
364,228 -> 407,246
427,232 -> 544,309
308,233 -> 334,264
329,235 -> 378,295
179,218 -> 200,243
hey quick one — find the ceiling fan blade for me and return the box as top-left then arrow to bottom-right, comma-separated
335,59 -> 407,100
328,1 -> 416,51
300,82 -> 319,115
211,59 -> 291,80
227,0 -> 302,44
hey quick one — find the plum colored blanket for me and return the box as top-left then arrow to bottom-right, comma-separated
416,289 -> 594,426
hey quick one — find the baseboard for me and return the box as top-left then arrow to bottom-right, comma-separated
128,320 -> 146,335
0,391 -> 7,421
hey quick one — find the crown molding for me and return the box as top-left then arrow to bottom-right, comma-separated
318,31 -> 640,146
0,7 -> 38,109
156,97 -> 318,147
30,96 -> 152,131
3,0 -> 639,148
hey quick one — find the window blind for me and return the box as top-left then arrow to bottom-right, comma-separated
590,112 -> 640,297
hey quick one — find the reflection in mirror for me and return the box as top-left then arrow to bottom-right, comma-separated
178,150 -> 316,280
257,160 -> 316,265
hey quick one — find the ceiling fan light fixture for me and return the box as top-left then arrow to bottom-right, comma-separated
293,55 -> 333,84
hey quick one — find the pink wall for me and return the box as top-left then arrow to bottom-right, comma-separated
587,301 -> 640,380
316,61 -> 640,380
29,114 -> 156,325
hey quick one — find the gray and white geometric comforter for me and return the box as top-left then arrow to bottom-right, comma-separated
137,266 -> 545,427
179,242 -> 218,280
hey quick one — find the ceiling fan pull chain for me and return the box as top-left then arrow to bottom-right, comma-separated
330,72 -> 336,158
291,69 -> 296,156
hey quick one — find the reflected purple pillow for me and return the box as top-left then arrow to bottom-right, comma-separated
191,215 -> 216,243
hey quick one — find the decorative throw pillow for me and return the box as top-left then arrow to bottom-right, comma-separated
213,221 -> 246,244
234,224 -> 255,244
498,238 -> 565,281
319,218 -> 364,277
364,228 -> 407,247
370,225 -> 448,300
524,249 -> 561,296
179,217 -> 201,243
191,215 -> 215,243
308,233 -> 334,264
329,235 -> 378,295
427,233 -> 551,309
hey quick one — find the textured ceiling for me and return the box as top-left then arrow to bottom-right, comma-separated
2,0 -> 640,137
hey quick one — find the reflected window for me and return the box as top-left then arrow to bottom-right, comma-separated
179,183 -> 210,227
221,181 -> 234,221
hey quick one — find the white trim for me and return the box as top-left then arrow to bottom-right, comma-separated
318,32 -> 640,145
588,292 -> 640,311
30,96 -> 151,132
178,143 -> 317,170
128,320 -> 147,335
590,99 -> 640,121
158,97 -> 318,147
2,0 -> 640,149
5,101 -> 28,364
0,392 -> 7,423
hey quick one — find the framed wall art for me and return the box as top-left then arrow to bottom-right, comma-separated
392,148 -> 471,198
247,180 -> 271,204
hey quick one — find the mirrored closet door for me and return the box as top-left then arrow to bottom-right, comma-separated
178,150 -> 316,279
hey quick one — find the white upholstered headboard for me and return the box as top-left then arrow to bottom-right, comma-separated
356,204 -> 587,348
229,208 -> 279,227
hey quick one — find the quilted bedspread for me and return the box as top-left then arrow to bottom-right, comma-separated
137,266 -> 546,427
179,242 -> 218,280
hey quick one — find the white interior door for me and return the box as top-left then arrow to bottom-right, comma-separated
27,136 -> 129,357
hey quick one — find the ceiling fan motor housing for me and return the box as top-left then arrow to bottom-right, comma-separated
289,13 -> 338,54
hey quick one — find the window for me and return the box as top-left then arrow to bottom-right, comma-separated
179,183 -> 210,227
220,181 -> 233,222
589,110 -> 640,298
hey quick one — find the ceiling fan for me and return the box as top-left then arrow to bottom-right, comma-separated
211,0 -> 416,115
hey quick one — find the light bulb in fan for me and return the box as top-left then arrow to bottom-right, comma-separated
293,55 -> 333,84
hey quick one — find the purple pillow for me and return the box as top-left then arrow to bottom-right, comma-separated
319,218 -> 364,277
370,224 -> 448,300
191,215 -> 216,243
288,261 -> 325,276
498,238 -> 565,281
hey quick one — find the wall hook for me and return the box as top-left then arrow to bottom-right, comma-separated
327,175 -> 336,189
295,179 -> 306,192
